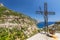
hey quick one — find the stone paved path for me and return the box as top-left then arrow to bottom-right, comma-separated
27,33 -> 60,40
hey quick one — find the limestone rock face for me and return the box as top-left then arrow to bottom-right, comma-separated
0,4 -> 39,40
0,3 -> 4,7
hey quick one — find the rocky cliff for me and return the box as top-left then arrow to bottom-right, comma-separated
0,3 -> 38,40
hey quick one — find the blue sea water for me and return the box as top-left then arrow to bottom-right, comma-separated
37,22 -> 55,28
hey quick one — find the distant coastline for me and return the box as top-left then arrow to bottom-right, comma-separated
37,22 -> 55,28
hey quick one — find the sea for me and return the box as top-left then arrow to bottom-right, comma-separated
37,22 -> 55,28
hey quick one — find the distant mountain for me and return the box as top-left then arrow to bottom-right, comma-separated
53,21 -> 60,32
0,3 -> 38,40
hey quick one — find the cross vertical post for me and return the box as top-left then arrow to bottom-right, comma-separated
44,2 -> 48,33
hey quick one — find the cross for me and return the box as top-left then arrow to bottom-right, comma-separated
36,2 -> 55,33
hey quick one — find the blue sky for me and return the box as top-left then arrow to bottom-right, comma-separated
0,0 -> 60,22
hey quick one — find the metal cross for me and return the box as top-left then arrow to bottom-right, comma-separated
36,2 -> 55,33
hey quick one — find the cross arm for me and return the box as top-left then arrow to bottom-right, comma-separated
48,12 -> 55,15
36,11 -> 44,15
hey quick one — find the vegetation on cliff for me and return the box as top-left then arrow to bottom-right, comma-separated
0,3 -> 38,40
